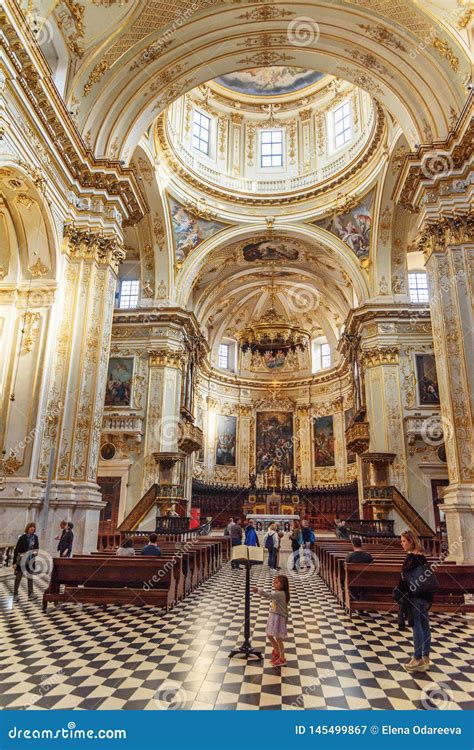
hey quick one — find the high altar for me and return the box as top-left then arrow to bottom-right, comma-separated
242,466 -> 304,520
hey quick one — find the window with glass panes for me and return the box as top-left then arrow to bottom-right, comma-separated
321,343 -> 331,369
408,271 -> 429,302
118,279 -> 140,308
334,101 -> 352,149
260,129 -> 283,168
192,110 -> 211,155
218,343 -> 229,369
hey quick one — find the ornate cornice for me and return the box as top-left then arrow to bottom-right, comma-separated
340,304 -> 432,348
360,346 -> 400,368
416,216 -> 474,259
63,225 -> 126,273
393,93 -> 474,212
1,3 -> 147,225
155,102 -> 385,206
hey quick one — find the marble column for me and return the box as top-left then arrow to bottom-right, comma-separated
421,219 -> 474,561
361,346 -> 409,496
36,225 -> 125,553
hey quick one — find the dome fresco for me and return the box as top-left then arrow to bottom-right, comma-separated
214,67 -> 324,96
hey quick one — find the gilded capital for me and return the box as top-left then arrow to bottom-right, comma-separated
417,217 -> 474,260
63,225 -> 126,273
148,349 -> 185,369
360,346 -> 400,368
239,404 -> 252,417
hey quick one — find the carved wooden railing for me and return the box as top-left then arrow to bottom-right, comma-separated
365,485 -> 435,537
116,484 -> 159,533
117,484 -> 187,533
345,421 -> 370,455
346,519 -> 395,537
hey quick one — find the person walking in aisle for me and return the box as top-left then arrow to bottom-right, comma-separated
264,523 -> 279,570
58,522 -> 74,557
252,574 -> 290,667
229,518 -> 243,568
301,519 -> 315,569
289,520 -> 303,571
12,522 -> 39,601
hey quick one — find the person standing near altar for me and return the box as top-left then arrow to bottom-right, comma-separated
244,519 -> 259,547
264,523 -> 279,570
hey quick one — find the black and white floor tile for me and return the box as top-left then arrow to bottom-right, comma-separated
0,556 -> 472,711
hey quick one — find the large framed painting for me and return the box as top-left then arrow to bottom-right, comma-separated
242,238 -> 300,262
344,408 -> 357,464
105,357 -> 134,407
415,354 -> 440,405
215,415 -> 237,466
215,67 -> 324,96
313,415 -> 335,467
256,411 -> 294,474
315,190 -> 374,261
169,197 -> 227,263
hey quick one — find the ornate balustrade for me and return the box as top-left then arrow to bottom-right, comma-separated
102,413 -> 144,440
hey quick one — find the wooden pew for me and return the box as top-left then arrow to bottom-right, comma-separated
88,551 -> 189,601
344,562 -> 474,614
43,557 -> 179,612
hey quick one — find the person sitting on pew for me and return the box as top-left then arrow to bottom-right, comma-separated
345,537 -> 373,564
116,538 -> 135,557
141,533 -> 162,557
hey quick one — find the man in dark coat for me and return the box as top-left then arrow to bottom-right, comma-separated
58,522 -> 74,557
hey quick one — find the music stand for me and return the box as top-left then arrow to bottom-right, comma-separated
229,545 -> 264,660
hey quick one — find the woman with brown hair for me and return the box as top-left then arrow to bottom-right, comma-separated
12,522 -> 39,601
398,530 -> 435,673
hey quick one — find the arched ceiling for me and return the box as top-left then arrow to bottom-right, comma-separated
182,230 -> 365,358
60,0 -> 471,160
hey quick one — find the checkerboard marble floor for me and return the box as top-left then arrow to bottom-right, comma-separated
0,558 -> 472,711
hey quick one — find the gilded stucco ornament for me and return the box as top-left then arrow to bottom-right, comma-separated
63,225 -> 126,273
416,217 -> 474,259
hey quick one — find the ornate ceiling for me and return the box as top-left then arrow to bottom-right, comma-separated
21,0 -> 471,162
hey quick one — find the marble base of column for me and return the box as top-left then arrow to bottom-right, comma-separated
440,483 -> 474,563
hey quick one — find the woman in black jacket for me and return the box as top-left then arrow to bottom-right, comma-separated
399,529 -> 433,673
12,522 -> 39,601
